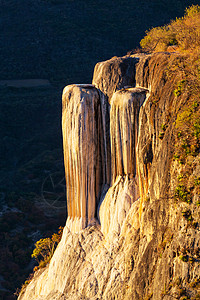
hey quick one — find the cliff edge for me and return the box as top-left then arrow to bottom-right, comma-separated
19,53 -> 200,300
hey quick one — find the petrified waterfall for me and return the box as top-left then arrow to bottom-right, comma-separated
62,76 -> 148,234
99,87 -> 148,236
62,84 -> 107,232
110,87 -> 147,184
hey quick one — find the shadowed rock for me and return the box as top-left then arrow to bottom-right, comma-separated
92,56 -> 140,101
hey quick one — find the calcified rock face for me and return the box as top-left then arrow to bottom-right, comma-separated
110,87 -> 147,183
62,84 -> 106,232
19,54 -> 200,300
62,58 -> 147,234
99,176 -> 139,237
99,87 -> 148,237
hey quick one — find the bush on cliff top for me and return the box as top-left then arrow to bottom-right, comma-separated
140,5 -> 200,222
140,4 -> 200,53
141,5 -> 200,166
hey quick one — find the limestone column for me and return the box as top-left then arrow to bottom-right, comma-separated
62,84 -> 105,232
110,87 -> 148,183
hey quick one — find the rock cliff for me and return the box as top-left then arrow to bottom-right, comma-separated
19,53 -> 200,300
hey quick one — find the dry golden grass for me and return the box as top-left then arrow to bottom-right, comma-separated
140,5 -> 200,54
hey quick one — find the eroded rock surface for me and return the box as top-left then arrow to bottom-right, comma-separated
99,87 -> 148,237
99,176 -> 140,237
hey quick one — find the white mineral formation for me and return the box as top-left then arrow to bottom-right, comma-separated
99,87 -> 147,237
110,87 -> 147,183
62,84 -> 106,232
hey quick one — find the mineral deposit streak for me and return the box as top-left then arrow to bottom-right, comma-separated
110,88 -> 147,184
62,82 -> 148,233
62,84 -> 106,232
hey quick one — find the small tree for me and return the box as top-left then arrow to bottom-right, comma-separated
32,226 -> 63,269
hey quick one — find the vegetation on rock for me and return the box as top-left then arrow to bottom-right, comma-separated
140,5 -> 200,53
17,226 -> 63,298
31,226 -> 63,270
138,6 -> 200,298
141,5 -> 200,221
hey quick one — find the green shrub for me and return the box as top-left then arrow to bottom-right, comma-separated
158,132 -> 165,140
179,254 -> 188,262
161,123 -> 167,131
194,177 -> 200,186
140,25 -> 176,52
18,226 -> 63,296
177,174 -> 184,181
174,184 -> 191,203
196,200 -> 200,206
174,80 -> 185,97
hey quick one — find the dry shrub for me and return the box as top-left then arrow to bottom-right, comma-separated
140,5 -> 200,54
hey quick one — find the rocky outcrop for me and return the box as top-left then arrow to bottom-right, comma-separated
19,53 -> 200,300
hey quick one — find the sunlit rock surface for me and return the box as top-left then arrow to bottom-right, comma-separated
62,84 -> 107,232
99,176 -> 140,237
99,87 -> 147,237
110,87 -> 147,183
19,54 -> 200,300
